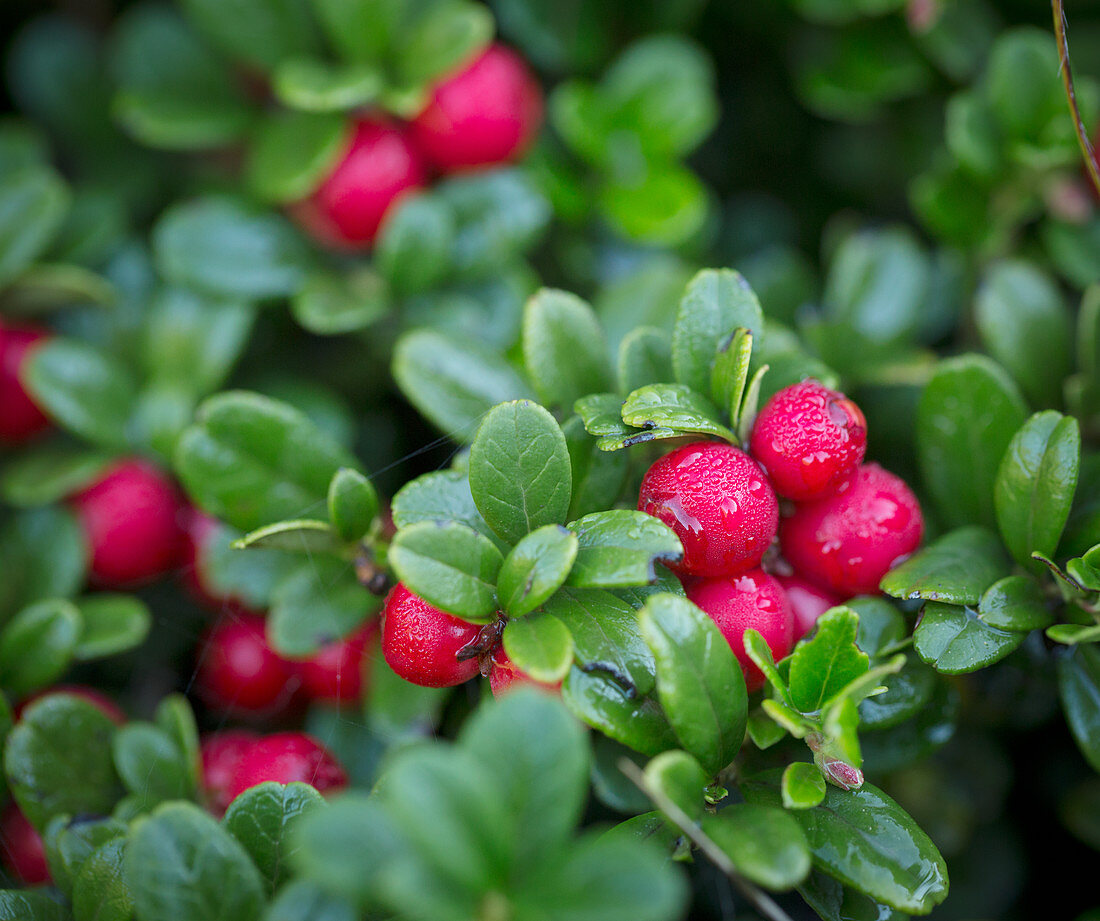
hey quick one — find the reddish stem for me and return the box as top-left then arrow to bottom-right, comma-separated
1054,0 -> 1100,196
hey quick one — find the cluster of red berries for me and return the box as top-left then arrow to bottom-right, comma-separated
640,379 -> 923,690
290,43 -> 542,250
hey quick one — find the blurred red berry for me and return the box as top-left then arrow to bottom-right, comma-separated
0,320 -> 51,444
194,614 -> 297,717
0,802 -> 50,885
179,507 -> 263,615
295,622 -> 378,704
775,573 -> 842,640
226,733 -> 347,802
200,730 -> 259,815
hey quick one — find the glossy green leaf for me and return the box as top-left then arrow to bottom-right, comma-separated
788,608 -> 870,713
112,723 -> 193,808
743,629 -> 794,707
672,269 -> 764,395
562,666 -> 677,757
502,613 -> 574,683
618,327 -> 674,395
0,598 -> 81,697
523,289 -> 614,410
880,526 -> 1010,605
1059,644 -> 1100,773
73,594 -> 151,660
375,194 -> 456,296
916,354 -> 1028,530
391,470 -> 498,542
246,109 -> 348,203
702,803 -> 812,890
126,802 -> 265,921
782,762 -> 827,810
849,597 -> 907,657
638,593 -> 747,775
393,330 -> 534,441
575,393 -> 630,437
268,558 -> 374,656
236,519 -> 339,554
621,383 -> 735,441
498,525 -> 578,617
563,415 -> 630,520
995,411 -> 1080,571
799,869 -> 909,921
72,838 -> 133,921
291,268 -> 389,335
326,468 -> 379,543
0,164 -> 69,286
914,602 -> 1024,674
566,510 -> 683,589
710,328 -> 753,428
469,400 -> 572,545
175,390 -> 355,533
223,782 -> 324,894
644,749 -> 707,822
978,575 -> 1052,632
858,659 -> 938,730
1046,623 -> 1100,645
597,426 -> 683,452
272,59 -> 382,112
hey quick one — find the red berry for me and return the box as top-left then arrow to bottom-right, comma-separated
194,614 -> 297,717
70,459 -> 182,588
15,685 -> 126,725
0,321 -> 51,444
638,441 -> 779,578
488,647 -> 561,697
289,117 -> 426,250
775,573 -> 842,640
295,622 -> 377,704
200,730 -> 259,815
179,507 -> 263,615
226,733 -> 347,802
750,380 -> 867,501
409,44 -> 542,173
686,568 -> 795,693
381,583 -> 481,688
0,802 -> 50,885
780,463 -> 923,597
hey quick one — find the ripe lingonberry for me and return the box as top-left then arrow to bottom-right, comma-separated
686,568 -> 795,693
750,380 -> 867,501
780,463 -> 923,597
638,441 -> 778,578
381,583 -> 482,688
70,459 -> 182,588
179,508 -> 262,615
409,44 -> 543,173
0,802 -> 50,885
488,647 -> 561,697
289,117 -> 425,250
200,730 -> 259,815
15,685 -> 126,725
775,573 -> 842,640
295,622 -> 377,704
194,614 -> 297,717
226,733 -> 348,802
0,320 -> 51,444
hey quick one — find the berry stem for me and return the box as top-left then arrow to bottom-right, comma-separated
1053,0 -> 1100,196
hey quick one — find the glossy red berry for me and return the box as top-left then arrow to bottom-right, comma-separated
15,685 -> 126,725
750,380 -> 867,501
638,441 -> 779,578
200,730 -> 259,815
226,733 -> 348,802
381,583 -> 481,688
0,320 -> 51,444
488,647 -> 561,697
780,463 -> 923,597
775,574 -> 842,640
295,623 -> 377,704
687,568 -> 795,693
290,117 -> 426,250
70,459 -> 182,588
194,614 -> 297,717
409,44 -> 543,173
0,802 -> 50,885
179,507 -> 262,615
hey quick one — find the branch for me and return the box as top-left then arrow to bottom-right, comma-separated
1053,0 -> 1100,196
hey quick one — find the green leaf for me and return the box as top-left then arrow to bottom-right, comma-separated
24,339 -> 137,450
743,630 -> 794,707
391,0 -> 493,87
880,526 -> 1011,605
975,261 -> 1073,407
391,470 -> 498,542
112,723 -> 193,808
858,659 -> 938,730
562,666 -> 677,757
0,891 -> 72,921
469,400 -> 573,545
501,613 -> 574,683
742,778 -> 948,913
72,839 -> 133,921
268,559 -> 374,656
1046,623 -> 1100,645
566,510 -> 683,590
621,383 -> 735,441
154,694 -> 202,797
272,59 -> 383,113
0,598 -> 81,697
917,354 -> 1028,530
0,164 -> 69,286
994,411 -> 1080,571
389,521 -> 503,623
154,196 -> 312,300
393,330 -> 534,441
986,28 -> 1063,139
914,602 -> 1024,675
782,762 -> 827,810
0,507 -> 87,621
1059,644 -> 1100,773
702,803 -> 812,890
498,525 -> 579,618
246,110 -> 348,203
375,194 -> 456,296
73,594 -> 152,660
849,596 -> 907,657
237,519 -> 339,553
644,749 -> 707,822
522,289 -> 614,410
327,468 -> 379,543
175,390 -> 355,533
290,267 -> 389,336
179,0 -> 319,74
125,802 -> 265,921
261,880 -> 355,921
563,415 -> 630,520
710,328 -> 754,429
223,782 -> 324,894
575,393 -> 630,437
618,326 -> 675,395
978,575 -> 1052,632
672,269 -> 765,395
5,694 -> 121,828
788,608 -> 870,713
638,594 -> 747,775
